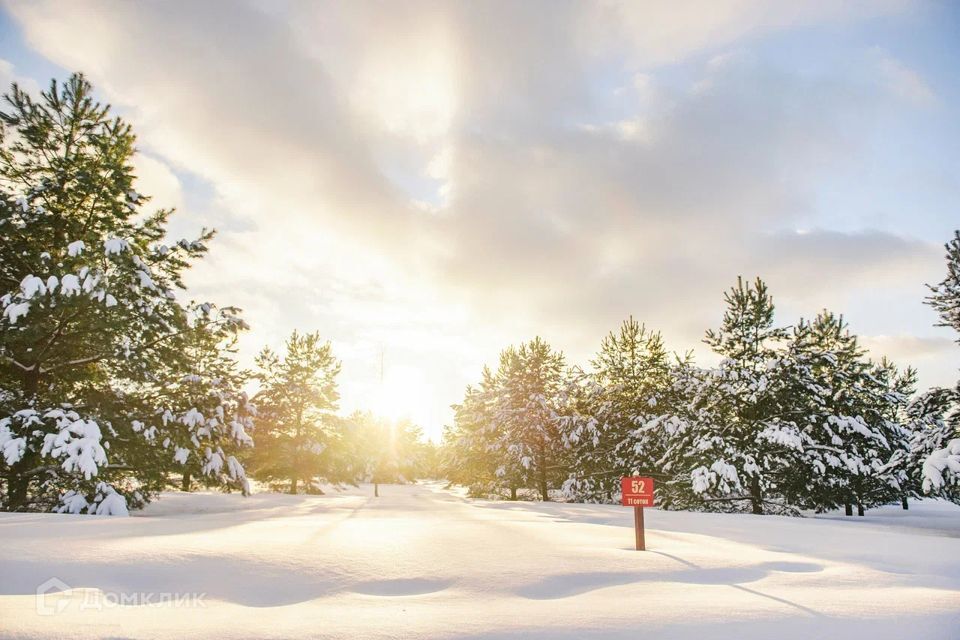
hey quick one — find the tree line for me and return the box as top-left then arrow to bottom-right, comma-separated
2,73 -> 957,518
0,75 -> 433,514
443,248 -> 960,515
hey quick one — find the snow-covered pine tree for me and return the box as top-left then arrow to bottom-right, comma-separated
659,277 -> 798,514
146,305 -> 254,495
786,312 -> 913,514
646,356 -> 713,510
914,230 -> 960,495
489,347 -> 531,499
443,368 -> 504,497
859,358 -> 916,512
247,330 -> 340,494
904,387 -> 959,501
491,338 -> 567,501
561,318 -> 674,502
0,74 -> 248,514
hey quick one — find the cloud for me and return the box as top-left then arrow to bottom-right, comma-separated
589,0 -> 910,67
4,0 -> 953,433
861,333 -> 958,391
0,57 -> 39,95
862,334 -> 956,361
131,153 -> 183,212
872,48 -> 937,106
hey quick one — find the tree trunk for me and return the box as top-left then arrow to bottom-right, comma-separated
289,475 -> 298,495
750,476 -> 763,515
537,444 -> 549,502
844,503 -> 853,517
374,482 -> 379,498
22,368 -> 40,398
901,496 -> 909,510
181,471 -> 192,492
5,472 -> 29,511
857,502 -> 865,517
509,486 -> 518,501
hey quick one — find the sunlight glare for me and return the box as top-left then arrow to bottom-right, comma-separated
369,365 -> 437,436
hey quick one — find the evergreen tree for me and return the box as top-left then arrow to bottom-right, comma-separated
862,358 -> 916,511
659,277 -> 798,514
447,339 -> 568,500
909,230 -> 960,496
147,307 -> 254,495
248,331 -> 340,494
0,75 -> 248,513
562,318 -> 674,502
443,370 -> 502,497
785,313 -> 912,514
491,338 -> 567,501
905,387 -> 959,500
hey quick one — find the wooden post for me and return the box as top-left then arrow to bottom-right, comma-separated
634,506 -> 646,551
621,476 -> 654,551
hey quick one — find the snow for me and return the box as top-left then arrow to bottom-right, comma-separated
67,240 -> 85,256
924,438 -> 960,492
40,413 -> 108,480
103,237 -> 129,254
691,459 -> 741,494
0,427 -> 25,465
92,484 -> 130,516
59,274 -> 81,296
0,483 -> 957,638
136,269 -> 155,289
173,446 -> 190,464
20,274 -> 46,299
54,484 -> 131,517
3,300 -> 30,324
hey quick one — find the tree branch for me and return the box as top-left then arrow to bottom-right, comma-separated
1,354 -> 35,372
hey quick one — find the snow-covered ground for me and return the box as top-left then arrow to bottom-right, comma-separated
1,483 -> 958,639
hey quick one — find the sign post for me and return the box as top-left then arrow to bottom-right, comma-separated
621,476 -> 654,551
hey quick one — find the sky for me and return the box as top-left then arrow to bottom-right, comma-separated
1,1 -> 958,441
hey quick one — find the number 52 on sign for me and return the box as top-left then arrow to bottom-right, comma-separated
621,476 -> 654,507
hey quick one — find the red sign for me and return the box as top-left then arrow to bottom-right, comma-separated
621,476 -> 655,507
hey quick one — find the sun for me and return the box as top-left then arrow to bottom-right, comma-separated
369,365 -> 438,436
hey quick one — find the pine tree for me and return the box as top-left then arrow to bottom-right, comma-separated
915,230 -> 960,495
491,338 -> 567,501
562,318 -> 674,502
905,388 -> 959,500
247,331 -> 340,494
661,277 -> 798,514
784,312 -> 911,514
0,75 -> 248,513
147,307 -> 254,495
443,369 -> 502,497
